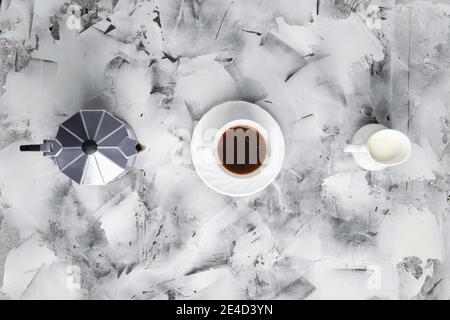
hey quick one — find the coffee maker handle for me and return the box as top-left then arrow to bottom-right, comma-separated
20,141 -> 54,154
19,144 -> 43,151
343,144 -> 367,153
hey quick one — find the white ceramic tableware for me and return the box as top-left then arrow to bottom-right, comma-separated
191,101 -> 285,197
344,125 -> 411,170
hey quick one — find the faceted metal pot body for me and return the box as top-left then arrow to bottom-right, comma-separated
20,110 -> 141,185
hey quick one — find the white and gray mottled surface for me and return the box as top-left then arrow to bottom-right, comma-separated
0,0 -> 449,300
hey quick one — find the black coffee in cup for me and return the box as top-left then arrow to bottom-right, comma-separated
217,126 -> 266,175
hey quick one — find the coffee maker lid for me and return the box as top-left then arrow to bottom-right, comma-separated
53,110 -> 138,185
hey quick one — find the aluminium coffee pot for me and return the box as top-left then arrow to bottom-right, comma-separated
20,110 -> 143,185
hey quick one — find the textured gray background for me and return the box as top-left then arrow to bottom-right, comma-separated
0,0 -> 449,299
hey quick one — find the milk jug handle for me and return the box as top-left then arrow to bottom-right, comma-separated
343,144 -> 367,153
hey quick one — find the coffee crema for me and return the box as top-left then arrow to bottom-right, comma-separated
217,125 -> 266,175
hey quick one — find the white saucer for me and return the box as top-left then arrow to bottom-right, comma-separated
191,101 -> 285,197
350,123 -> 386,171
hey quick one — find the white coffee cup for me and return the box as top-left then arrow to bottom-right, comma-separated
191,101 -> 285,197
344,129 -> 412,167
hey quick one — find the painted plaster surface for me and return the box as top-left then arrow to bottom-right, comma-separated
0,0 -> 448,299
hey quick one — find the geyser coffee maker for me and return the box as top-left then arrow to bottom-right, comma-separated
20,110 -> 142,185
